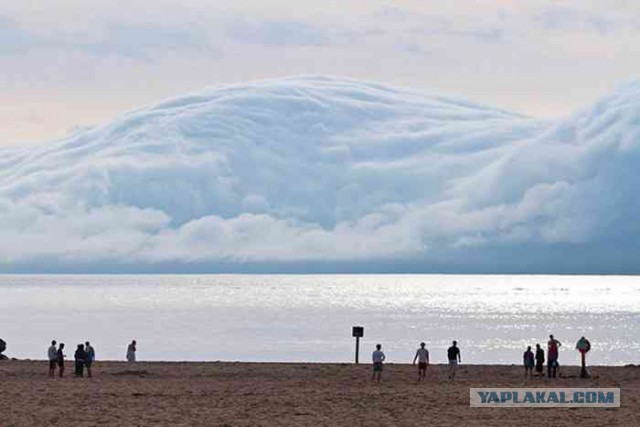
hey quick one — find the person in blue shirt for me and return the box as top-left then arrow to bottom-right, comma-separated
85,341 -> 96,378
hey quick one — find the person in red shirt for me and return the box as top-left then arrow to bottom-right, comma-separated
547,334 -> 562,378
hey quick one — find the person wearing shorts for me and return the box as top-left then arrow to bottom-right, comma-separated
413,342 -> 429,381
371,344 -> 386,383
48,340 -> 58,378
447,340 -> 461,380
523,346 -> 535,380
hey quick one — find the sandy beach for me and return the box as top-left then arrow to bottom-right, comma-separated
1,361 -> 638,426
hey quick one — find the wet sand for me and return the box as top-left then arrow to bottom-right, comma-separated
1,361 -> 639,426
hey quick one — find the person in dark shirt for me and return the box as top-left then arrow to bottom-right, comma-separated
0,338 -> 7,360
535,343 -> 545,377
74,344 -> 86,377
447,340 -> 461,380
523,346 -> 535,380
57,343 -> 66,378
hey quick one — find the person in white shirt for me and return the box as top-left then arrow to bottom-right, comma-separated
413,342 -> 429,381
47,340 -> 58,378
371,344 -> 386,383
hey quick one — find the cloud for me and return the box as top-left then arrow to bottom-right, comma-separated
4,0 -> 640,148
225,19 -> 356,47
0,16 -> 215,59
398,43 -> 431,57
2,75 -> 640,272
0,16 -> 43,54
74,22 -> 217,60
534,5 -> 620,34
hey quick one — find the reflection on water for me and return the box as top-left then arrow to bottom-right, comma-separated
1,275 -> 639,364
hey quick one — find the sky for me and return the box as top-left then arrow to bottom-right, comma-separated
2,0 -> 640,147
2,0 -> 640,273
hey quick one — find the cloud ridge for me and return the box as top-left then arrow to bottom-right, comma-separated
2,75 -> 640,272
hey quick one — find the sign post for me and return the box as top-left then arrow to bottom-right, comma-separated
352,326 -> 364,364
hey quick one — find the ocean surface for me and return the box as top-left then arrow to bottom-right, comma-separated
1,275 -> 639,365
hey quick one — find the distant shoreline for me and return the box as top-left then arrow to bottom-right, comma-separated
3,360 -> 637,368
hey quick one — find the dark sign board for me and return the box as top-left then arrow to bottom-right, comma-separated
352,326 -> 364,338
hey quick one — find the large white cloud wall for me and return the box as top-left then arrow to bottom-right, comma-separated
2,76 -> 639,271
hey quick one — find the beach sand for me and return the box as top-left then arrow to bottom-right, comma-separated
1,361 -> 639,426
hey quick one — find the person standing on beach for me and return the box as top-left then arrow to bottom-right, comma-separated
547,335 -> 561,378
85,341 -> 95,378
126,340 -> 137,362
48,340 -> 58,378
74,344 -> 87,377
413,342 -> 429,381
447,341 -> 461,380
57,343 -> 66,378
371,344 -> 385,383
523,346 -> 535,380
535,343 -> 545,377
576,336 -> 591,378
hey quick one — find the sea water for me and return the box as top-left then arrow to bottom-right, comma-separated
1,275 -> 639,365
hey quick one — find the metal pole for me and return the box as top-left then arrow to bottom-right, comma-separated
355,336 -> 360,364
